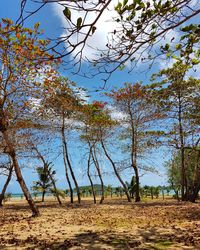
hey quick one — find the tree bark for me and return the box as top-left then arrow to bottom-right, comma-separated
161,189 -> 164,200
87,147 -> 96,204
178,92 -> 187,201
0,163 -> 13,206
62,145 -> 73,203
61,114 -> 81,203
101,140 -> 131,202
132,164 -> 140,202
2,130 -> 40,216
150,188 -> 154,199
91,146 -> 104,204
189,150 -> 200,202
42,190 -> 45,202
48,169 -> 62,205
128,104 -> 141,202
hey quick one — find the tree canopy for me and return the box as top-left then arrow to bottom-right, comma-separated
15,0 -> 200,80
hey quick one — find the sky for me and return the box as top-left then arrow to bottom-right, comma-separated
0,0 -> 198,193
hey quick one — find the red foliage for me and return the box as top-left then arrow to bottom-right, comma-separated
108,83 -> 147,102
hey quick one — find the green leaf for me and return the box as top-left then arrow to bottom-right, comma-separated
191,58 -> 200,65
123,0 -> 128,6
175,44 -> 182,50
118,64 -> 126,71
166,52 -> 171,58
63,7 -> 71,21
34,22 -> 40,29
92,26 -> 97,34
77,17 -> 82,30
151,24 -> 157,29
164,43 -> 170,51
137,24 -> 142,31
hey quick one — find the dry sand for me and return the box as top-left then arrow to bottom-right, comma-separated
0,197 -> 200,249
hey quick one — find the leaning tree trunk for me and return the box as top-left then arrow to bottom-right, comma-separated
33,147 -> 62,205
0,163 -> 13,206
87,147 -> 96,204
47,168 -> 62,205
63,145 -> 74,203
101,140 -> 131,202
2,130 -> 39,216
61,115 -> 81,203
92,146 -> 104,204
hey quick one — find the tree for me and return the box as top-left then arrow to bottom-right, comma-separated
165,155 -> 181,200
0,159 -> 13,206
152,61 -> 200,201
16,1 -> 200,80
33,147 -> 62,205
80,103 -> 107,204
87,146 -> 97,204
126,176 -> 136,199
42,77 -> 82,203
166,149 -> 200,202
106,185 -> 113,198
80,101 -> 131,202
0,19 -> 59,216
108,83 -> 161,202
32,166 -> 53,202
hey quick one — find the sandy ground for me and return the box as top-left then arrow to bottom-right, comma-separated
0,197 -> 200,249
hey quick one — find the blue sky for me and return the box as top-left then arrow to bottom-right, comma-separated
0,0 -> 190,193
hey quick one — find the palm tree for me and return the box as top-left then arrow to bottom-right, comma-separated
126,176 -> 137,199
32,166 -> 53,202
106,185 -> 113,198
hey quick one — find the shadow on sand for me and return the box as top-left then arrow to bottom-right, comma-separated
0,226 -> 198,249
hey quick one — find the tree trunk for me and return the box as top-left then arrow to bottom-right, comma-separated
150,188 -> 153,199
61,114 -> 81,203
0,163 -> 13,206
178,92 -> 187,201
101,140 -> 131,202
62,145 -> 73,203
87,147 -> 96,204
48,170 -> 62,205
2,130 -> 40,216
170,179 -> 180,201
91,146 -> 104,204
162,189 -> 164,200
33,147 -> 62,205
42,190 -> 45,202
131,146 -> 140,202
189,151 -> 200,203
128,104 -> 141,202
62,128 -> 81,203
133,165 -> 140,202
187,184 -> 200,203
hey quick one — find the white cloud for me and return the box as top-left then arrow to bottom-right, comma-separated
52,1 -> 119,61
51,1 -> 157,68
107,105 -> 127,121
51,0 -> 199,71
73,87 -> 90,104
